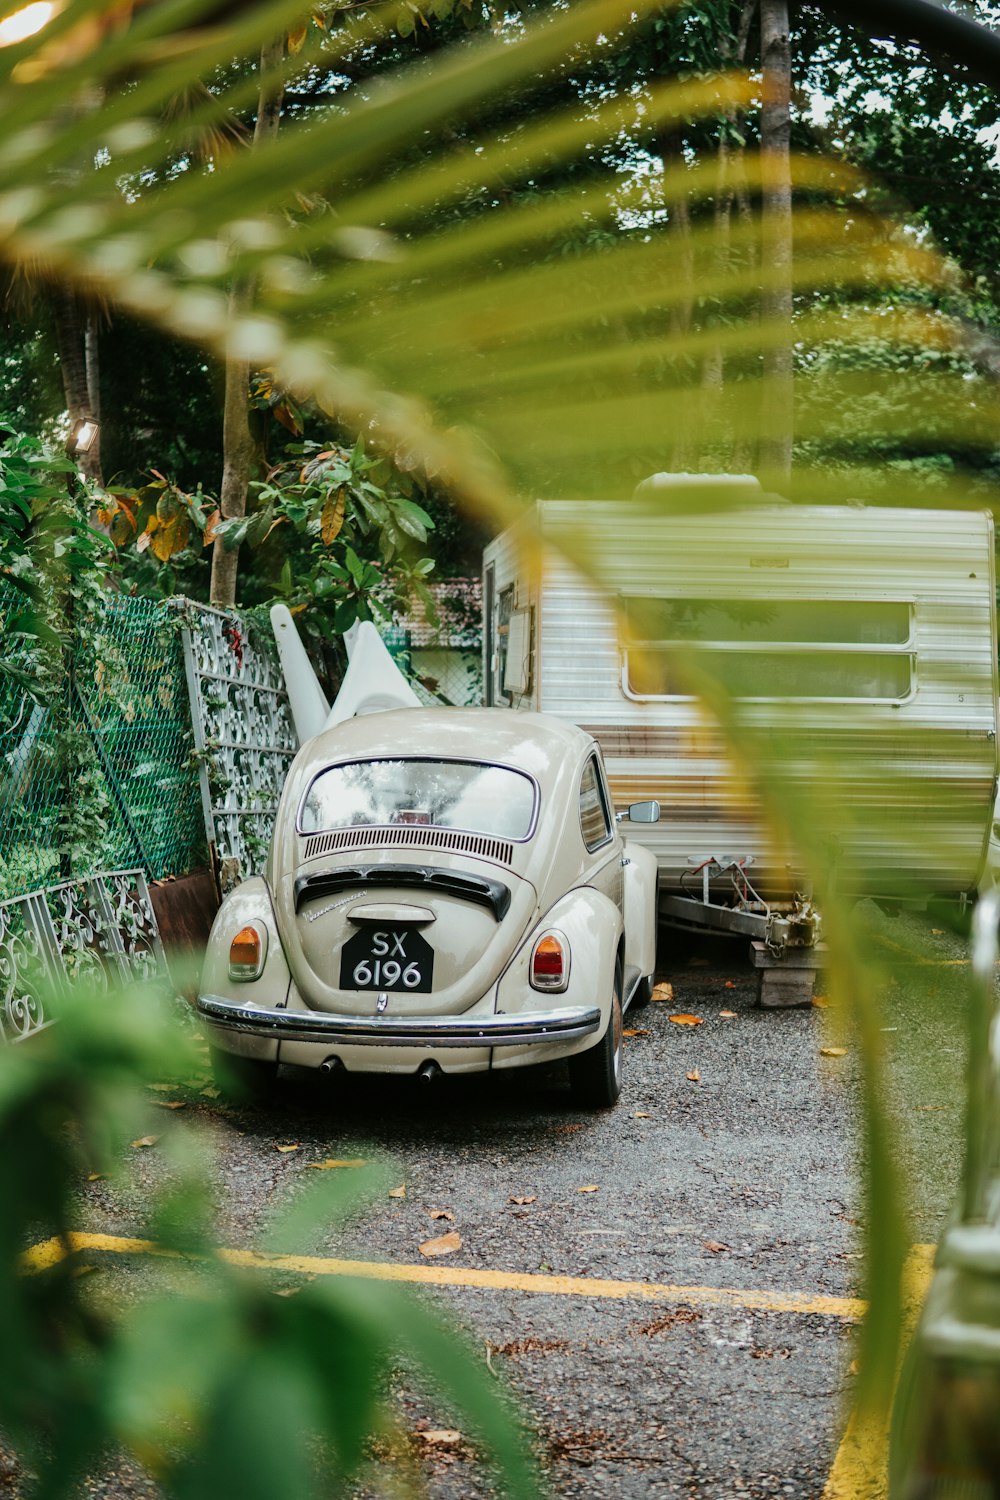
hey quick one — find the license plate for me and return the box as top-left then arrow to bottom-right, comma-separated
339,926 -> 434,994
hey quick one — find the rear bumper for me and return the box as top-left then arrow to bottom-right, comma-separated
196,993 -> 602,1049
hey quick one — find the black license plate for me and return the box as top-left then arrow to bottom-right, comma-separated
339,925 -> 434,994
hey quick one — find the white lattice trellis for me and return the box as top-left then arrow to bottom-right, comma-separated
180,604 -> 298,889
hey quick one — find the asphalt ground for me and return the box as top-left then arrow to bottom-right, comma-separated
10,903 -> 974,1499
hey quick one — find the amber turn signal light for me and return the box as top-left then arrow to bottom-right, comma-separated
229,924 -> 265,981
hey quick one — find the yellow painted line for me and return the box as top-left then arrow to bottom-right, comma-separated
822,1407 -> 890,1500
899,959 -> 971,968
821,1245 -> 936,1500
26,1231 -> 942,1498
22,1230 -> 875,1320
872,932 -> 999,969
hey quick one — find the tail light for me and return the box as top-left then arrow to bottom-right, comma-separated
229,923 -> 266,981
530,932 -> 569,992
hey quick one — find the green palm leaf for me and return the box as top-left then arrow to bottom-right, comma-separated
2,1 -> 993,1490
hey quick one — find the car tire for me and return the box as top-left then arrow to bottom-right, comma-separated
629,972 -> 654,1009
569,962 -> 623,1109
209,1045 -> 278,1102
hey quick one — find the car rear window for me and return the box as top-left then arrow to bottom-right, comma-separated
299,759 -> 537,841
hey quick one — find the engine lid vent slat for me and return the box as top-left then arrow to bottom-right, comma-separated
302,826 -> 514,866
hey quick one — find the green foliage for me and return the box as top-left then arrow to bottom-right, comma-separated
98,473 -> 214,569
0,424 -> 205,896
0,981 -> 538,1499
4,0 -> 1000,1485
99,314 -> 225,495
94,377 -> 455,612
212,435 -> 438,633
0,423 -> 111,697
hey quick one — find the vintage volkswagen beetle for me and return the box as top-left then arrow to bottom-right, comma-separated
197,706 -> 659,1107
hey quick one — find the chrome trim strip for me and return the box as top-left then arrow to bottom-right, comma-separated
195,993 -> 601,1048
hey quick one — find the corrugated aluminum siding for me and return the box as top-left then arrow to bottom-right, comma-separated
532,503 -> 999,900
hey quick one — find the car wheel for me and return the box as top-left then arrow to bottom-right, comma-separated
569,962 -> 623,1109
209,1045 -> 278,1102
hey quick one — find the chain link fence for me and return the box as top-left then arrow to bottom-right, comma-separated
1,587 -> 205,901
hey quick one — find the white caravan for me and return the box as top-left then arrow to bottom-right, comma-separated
482,483 -> 1000,996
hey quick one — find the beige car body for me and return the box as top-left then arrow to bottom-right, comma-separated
197,708 -> 658,1090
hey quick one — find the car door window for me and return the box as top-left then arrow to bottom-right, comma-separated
579,756 -> 612,852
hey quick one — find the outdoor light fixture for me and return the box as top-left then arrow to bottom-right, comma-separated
68,417 -> 99,456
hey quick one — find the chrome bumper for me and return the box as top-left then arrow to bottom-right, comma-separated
196,993 -> 602,1049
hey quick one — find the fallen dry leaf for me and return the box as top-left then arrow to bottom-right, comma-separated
577,1185 -> 600,1194
724,980 -> 736,989
669,1013 -> 704,1027
549,1123 -> 584,1134
703,1240 -> 730,1254
931,928 -> 944,936
623,1027 -> 650,1037
305,1158 -> 366,1170
147,1083 -> 173,1092
430,1209 -> 455,1221
811,995 -> 831,1009
509,1195 -> 537,1205
389,1185 -> 407,1198
130,1136 -> 158,1149
719,1010 -> 737,1019
820,1047 -> 848,1058
686,1069 -> 701,1082
274,1143 -> 300,1154
419,1231 -> 462,1258
200,1086 -> 221,1099
633,1111 -> 651,1119
153,1100 -> 186,1110
416,1430 -> 463,1448
651,981 -> 674,1002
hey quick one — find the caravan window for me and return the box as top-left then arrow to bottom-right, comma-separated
493,586 -> 515,706
622,597 -> 913,702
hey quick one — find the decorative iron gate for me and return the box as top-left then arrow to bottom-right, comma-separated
0,868 -> 167,1045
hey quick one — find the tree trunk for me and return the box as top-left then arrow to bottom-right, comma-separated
698,1 -> 758,471
84,309 -> 102,482
659,127 -> 695,472
210,291 -> 254,607
758,0 -> 793,482
209,35 -> 285,608
51,287 -> 103,483
701,135 -> 734,400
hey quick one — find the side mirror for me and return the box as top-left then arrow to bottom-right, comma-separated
625,800 -> 660,824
